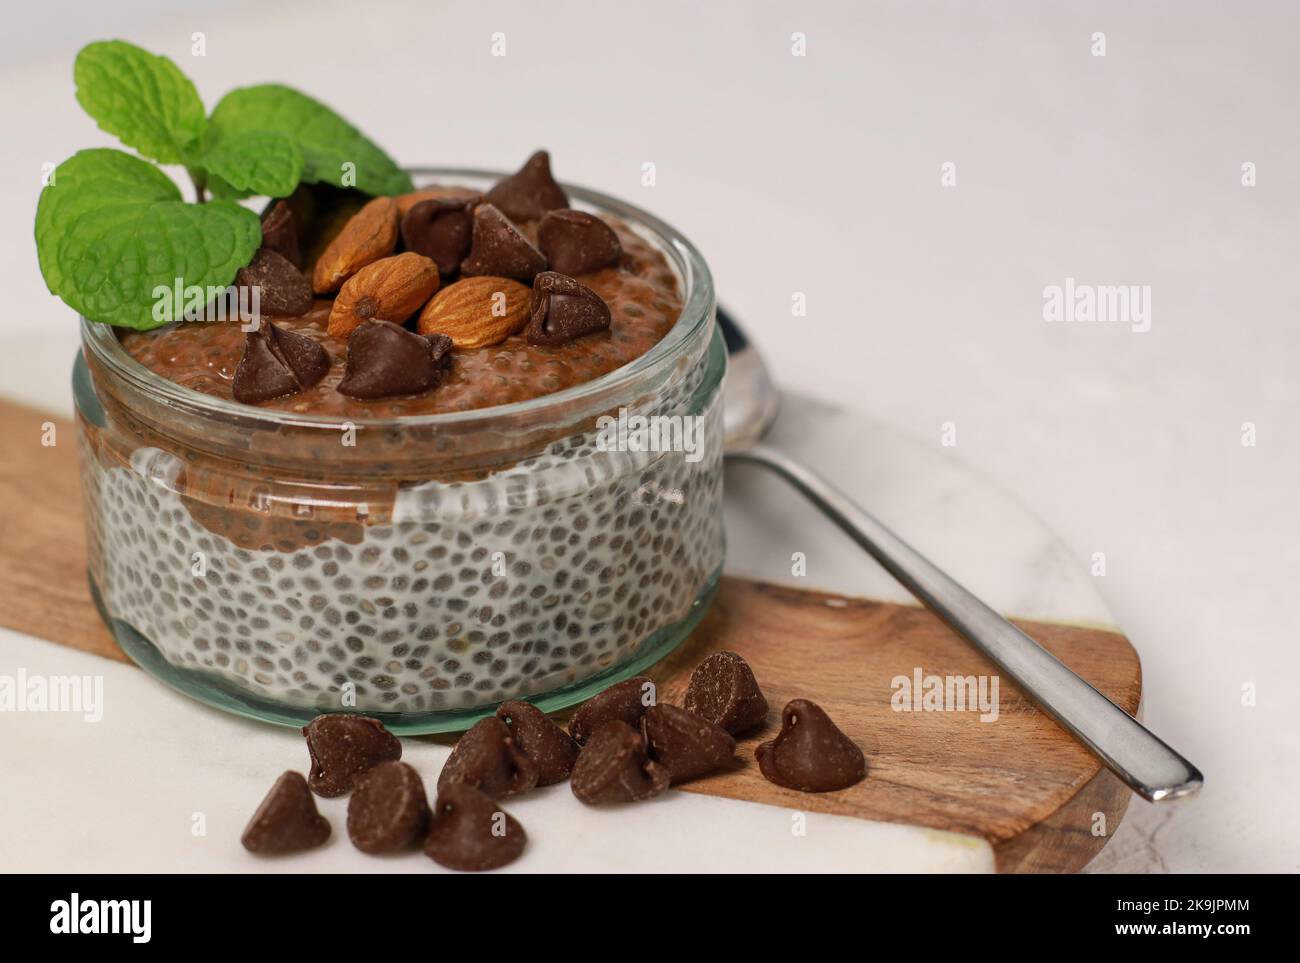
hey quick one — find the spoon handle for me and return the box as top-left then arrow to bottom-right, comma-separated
730,443 -> 1203,803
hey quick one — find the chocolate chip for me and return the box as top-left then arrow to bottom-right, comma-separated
537,209 -> 623,275
756,699 -> 866,793
260,200 -> 302,268
568,675 -> 656,745
484,150 -> 568,222
346,760 -> 430,854
401,196 -> 479,277
437,716 -> 539,799
460,203 -> 548,281
424,782 -> 527,872
684,651 -> 770,735
641,703 -> 736,784
235,247 -> 313,317
336,320 -> 453,399
302,713 -> 402,797
570,720 -> 670,804
495,700 -> 579,786
231,319 -> 330,404
241,771 -> 331,854
525,271 -> 612,346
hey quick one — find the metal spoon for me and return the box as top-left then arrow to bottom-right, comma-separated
717,307 -> 1203,803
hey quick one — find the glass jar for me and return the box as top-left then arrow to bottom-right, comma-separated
74,169 -> 725,733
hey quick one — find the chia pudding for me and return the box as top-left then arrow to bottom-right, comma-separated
75,160 -> 724,733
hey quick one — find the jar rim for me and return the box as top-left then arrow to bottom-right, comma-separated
80,166 -> 715,431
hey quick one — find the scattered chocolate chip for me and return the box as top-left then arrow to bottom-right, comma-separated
459,203 -> 548,281
525,271 -> 612,346
336,320 -> 453,400
568,675 -> 656,745
756,699 -> 866,793
571,720 -> 671,805
425,782 -> 527,872
484,149 -> 569,222
537,209 -> 623,275
684,651 -> 770,735
302,713 -> 402,797
437,716 -> 539,799
241,771 -> 331,854
346,760 -> 430,854
641,703 -> 736,784
260,200 -> 302,268
401,195 -> 479,277
231,319 -> 330,404
234,247 -> 313,317
495,701 -> 579,786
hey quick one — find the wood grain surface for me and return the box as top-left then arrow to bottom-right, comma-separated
0,399 -> 121,661
650,579 -> 1137,872
0,398 -> 1136,872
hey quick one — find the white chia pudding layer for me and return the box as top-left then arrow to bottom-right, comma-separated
85,395 -> 723,714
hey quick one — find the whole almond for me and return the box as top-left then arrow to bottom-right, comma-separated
328,253 -> 440,338
417,276 -> 531,349
312,196 -> 400,294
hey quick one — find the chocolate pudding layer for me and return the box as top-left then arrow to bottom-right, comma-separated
120,220 -> 680,417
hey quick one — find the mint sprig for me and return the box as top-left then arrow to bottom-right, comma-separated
71,40 -> 409,199
208,85 -> 413,197
200,129 -> 304,200
38,39 -> 412,330
36,150 -> 261,330
74,41 -> 205,166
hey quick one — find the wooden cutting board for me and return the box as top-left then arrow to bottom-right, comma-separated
0,398 -> 1137,872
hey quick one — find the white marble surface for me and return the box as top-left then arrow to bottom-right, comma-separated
1,0 -> 1296,872
0,621 -> 992,873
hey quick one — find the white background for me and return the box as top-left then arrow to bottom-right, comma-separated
0,0 -> 1296,872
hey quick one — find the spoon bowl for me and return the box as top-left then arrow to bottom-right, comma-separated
718,308 -> 780,452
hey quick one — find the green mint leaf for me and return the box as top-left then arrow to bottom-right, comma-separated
74,40 -> 206,165
36,148 -> 178,296
36,149 -> 261,330
201,129 -> 304,199
208,84 -> 412,197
